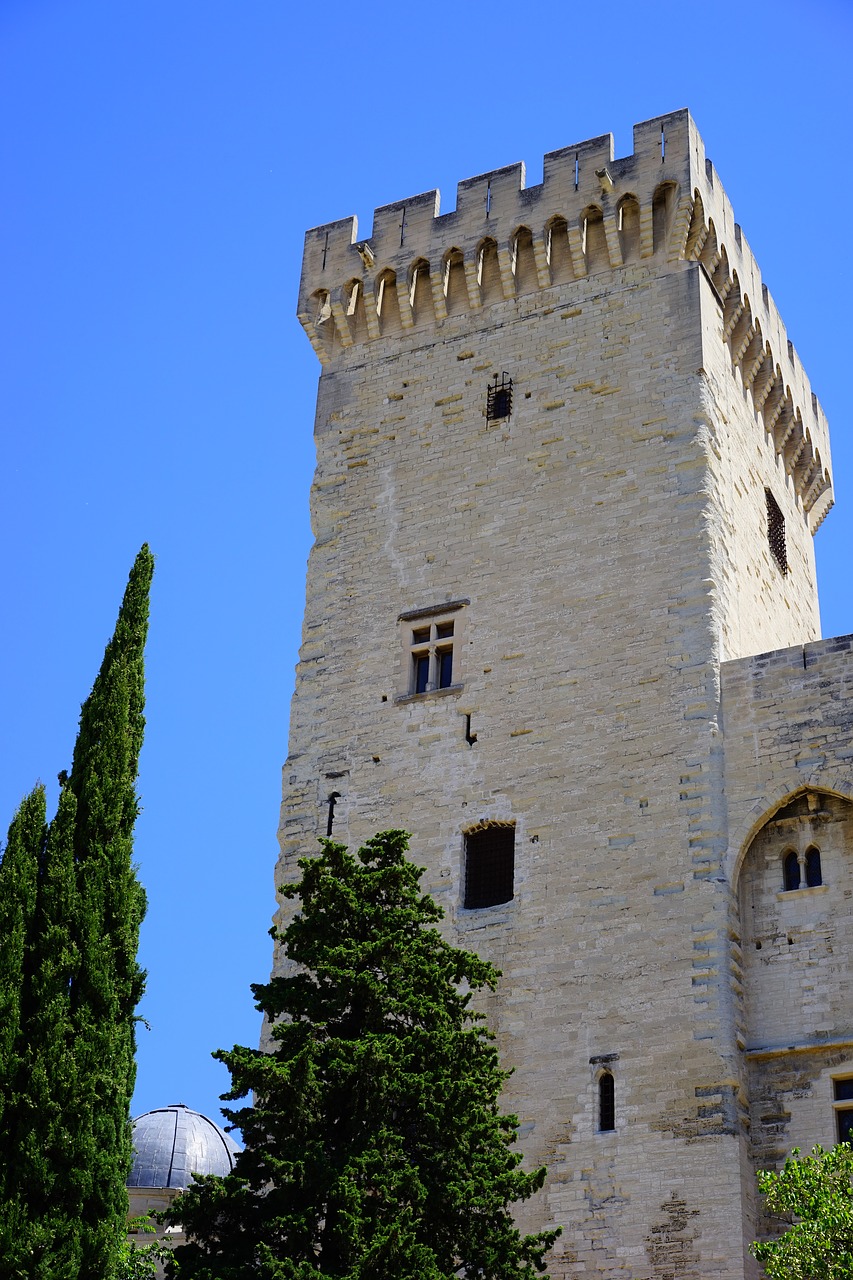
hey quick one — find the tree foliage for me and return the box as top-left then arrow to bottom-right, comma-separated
0,545 -> 153,1279
167,830 -> 560,1280
751,1143 -> 853,1279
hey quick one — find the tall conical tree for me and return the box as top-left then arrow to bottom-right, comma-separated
64,543 -> 153,1280
0,544 -> 153,1279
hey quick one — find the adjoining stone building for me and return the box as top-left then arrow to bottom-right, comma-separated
276,108 -> 853,1277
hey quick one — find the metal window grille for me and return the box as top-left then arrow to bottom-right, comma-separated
599,1073 -> 615,1132
486,372 -> 513,422
464,824 -> 514,908
765,488 -> 788,575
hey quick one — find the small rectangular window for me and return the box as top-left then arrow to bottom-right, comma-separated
398,600 -> 468,700
766,488 -> 788,575
405,610 -> 461,696
833,1078 -> 853,1143
486,373 -> 513,422
464,824 -> 515,909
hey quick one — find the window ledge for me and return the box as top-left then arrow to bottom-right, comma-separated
395,683 -> 464,706
776,884 -> 829,901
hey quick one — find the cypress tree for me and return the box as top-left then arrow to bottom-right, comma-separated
168,829 -> 560,1280
0,545 -> 153,1279
65,543 -> 153,1279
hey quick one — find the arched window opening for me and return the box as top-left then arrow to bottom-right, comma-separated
344,278 -> 368,343
375,270 -> 402,336
699,219 -> 720,274
653,182 -> 677,255
713,246 -> 730,297
408,259 -> 433,327
805,846 -> 822,888
599,1072 -> 615,1132
476,238 -> 503,304
443,248 -> 467,315
512,226 -> 537,294
617,196 -> 641,263
314,289 -> 332,326
783,850 -> 801,892
581,206 -> 608,272
310,289 -> 340,355
545,216 -> 573,284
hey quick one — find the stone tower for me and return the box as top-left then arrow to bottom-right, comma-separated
277,109 -> 853,1278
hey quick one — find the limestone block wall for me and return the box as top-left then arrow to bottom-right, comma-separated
275,113 -> 842,1279
720,636 -> 853,1260
279,263 -> 749,1278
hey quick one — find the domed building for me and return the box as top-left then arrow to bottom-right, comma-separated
127,1103 -> 240,1267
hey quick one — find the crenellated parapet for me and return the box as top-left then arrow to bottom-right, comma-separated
297,108 -> 832,533
682,165 -> 833,532
298,110 -> 697,363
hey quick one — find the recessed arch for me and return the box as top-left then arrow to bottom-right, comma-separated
407,257 -> 434,327
475,237 -> 503,304
374,268 -> 402,336
730,783 -> 853,892
617,194 -> 641,263
580,205 -> 608,272
343,277 -> 368,343
735,789 -> 853,1052
442,247 -> 467,315
654,181 -> 680,254
511,225 -> 538,294
544,215 -> 573,284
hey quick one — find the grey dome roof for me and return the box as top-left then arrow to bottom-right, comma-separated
128,1103 -> 241,1189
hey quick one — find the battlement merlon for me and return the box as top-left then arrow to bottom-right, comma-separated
299,110 -> 694,301
297,109 -> 832,531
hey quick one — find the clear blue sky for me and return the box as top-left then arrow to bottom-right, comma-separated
1,0 -> 851,1134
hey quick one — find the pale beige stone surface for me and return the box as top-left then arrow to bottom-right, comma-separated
273,110 -> 852,1278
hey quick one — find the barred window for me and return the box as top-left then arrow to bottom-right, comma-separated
464,823 -> 515,909
486,372 -> 513,422
765,488 -> 788,575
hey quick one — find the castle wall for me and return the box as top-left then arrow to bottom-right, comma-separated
276,112 -> 845,1279
719,636 -> 853,1263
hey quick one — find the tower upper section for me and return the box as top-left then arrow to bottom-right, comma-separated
297,108 -> 832,533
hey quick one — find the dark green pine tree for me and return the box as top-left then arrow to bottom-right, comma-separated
0,544 -> 153,1280
168,829 -> 560,1280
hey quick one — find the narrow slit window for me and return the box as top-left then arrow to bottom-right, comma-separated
464,824 -> 514,909
486,373 -> 513,422
599,1073 -> 615,1132
783,850 -> 801,892
805,846 -> 822,887
766,488 -> 788,575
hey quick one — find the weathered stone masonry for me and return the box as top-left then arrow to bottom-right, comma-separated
274,109 -> 852,1278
